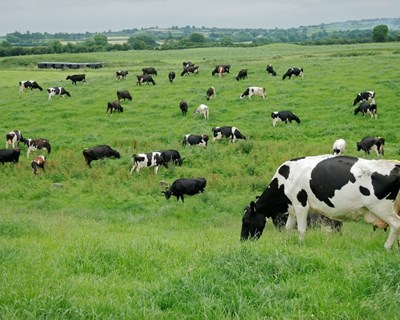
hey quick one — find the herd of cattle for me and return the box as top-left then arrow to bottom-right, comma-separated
10,60 -> 399,252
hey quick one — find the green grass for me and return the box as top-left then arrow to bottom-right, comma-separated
0,42 -> 400,319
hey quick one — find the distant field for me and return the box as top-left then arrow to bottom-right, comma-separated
0,42 -> 400,319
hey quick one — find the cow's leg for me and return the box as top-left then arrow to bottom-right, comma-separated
285,214 -> 297,231
381,217 -> 400,251
154,166 -> 159,175
296,208 -> 309,242
130,163 -> 137,175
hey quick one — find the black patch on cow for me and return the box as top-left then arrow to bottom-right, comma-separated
371,165 -> 400,200
297,189 -> 308,207
359,186 -> 370,196
278,165 -> 290,179
310,156 -> 358,208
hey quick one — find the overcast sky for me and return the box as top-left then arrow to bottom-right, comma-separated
0,0 -> 398,35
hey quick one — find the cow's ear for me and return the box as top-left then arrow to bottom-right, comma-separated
250,201 -> 257,212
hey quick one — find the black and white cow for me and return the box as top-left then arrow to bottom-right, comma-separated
168,71 -> 176,83
47,87 -> 71,100
31,155 -> 46,174
236,69 -> 248,81
136,74 -> 156,85
5,130 -> 24,149
194,104 -> 209,120
239,86 -> 266,99
117,90 -> 132,101
116,70 -> 129,80
0,148 -> 20,164
266,64 -> 277,76
206,87 -> 216,101
353,91 -> 375,106
66,74 -> 85,85
19,80 -> 43,93
83,145 -> 121,168
182,134 -> 209,147
240,155 -> 400,251
142,67 -> 157,76
357,137 -> 385,156
181,65 -> 199,76
130,152 -> 167,174
354,101 -> 377,119
179,100 -> 188,116
159,149 -> 183,166
282,67 -> 304,80
271,111 -> 301,127
23,138 -> 51,158
212,126 -> 246,143
106,101 -> 124,114
332,139 -> 346,156
162,178 -> 207,202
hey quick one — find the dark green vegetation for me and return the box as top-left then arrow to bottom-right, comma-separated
1,43 -> 400,319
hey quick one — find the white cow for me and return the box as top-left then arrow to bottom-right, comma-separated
239,86 -> 266,99
194,104 -> 209,120
332,139 -> 346,156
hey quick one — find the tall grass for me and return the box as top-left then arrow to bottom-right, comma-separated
0,43 -> 400,319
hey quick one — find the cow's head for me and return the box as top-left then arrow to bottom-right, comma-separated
240,201 -> 267,241
162,189 -> 172,200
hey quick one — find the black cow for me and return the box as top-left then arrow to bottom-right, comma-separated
282,67 -> 304,80
142,67 -> 157,76
179,100 -> 188,116
116,90 -> 132,101
182,134 -> 209,147
106,101 -> 124,114
212,126 -> 246,143
66,74 -> 85,85
136,74 -> 156,85
162,178 -> 207,202
182,61 -> 194,68
206,87 -> 216,100
354,101 -> 377,119
181,65 -> 199,76
83,145 -> 120,168
353,91 -> 375,106
0,149 -> 20,164
19,80 -> 43,93
6,130 -> 24,149
357,137 -> 385,156
31,155 -> 46,174
266,64 -> 277,76
47,87 -> 70,100
271,111 -> 301,127
23,138 -> 51,158
159,149 -> 183,166
236,69 -> 248,81
168,71 -> 176,83
116,70 -> 129,80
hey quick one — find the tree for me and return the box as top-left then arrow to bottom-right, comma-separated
93,34 -> 108,47
372,25 -> 389,42
189,33 -> 206,43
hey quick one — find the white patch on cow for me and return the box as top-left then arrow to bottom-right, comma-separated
332,139 -> 346,156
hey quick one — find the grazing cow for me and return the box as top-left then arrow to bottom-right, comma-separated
116,90 -> 132,101
142,67 -> 157,76
83,145 -> 120,168
130,152 -> 167,175
357,137 -> 385,156
181,65 -> 199,76
211,65 -> 228,77
162,178 -> 207,202
239,86 -> 266,99
353,91 -> 375,106
159,149 -> 183,166
116,70 -> 129,80
212,126 -> 246,143
332,139 -> 346,156
282,67 -> 304,80
205,87 -> 216,101
19,80 -> 43,93
182,134 -> 209,148
236,69 -> 248,81
23,138 -> 51,158
5,130 -> 24,149
106,101 -> 124,114
168,71 -> 176,83
31,155 -> 46,174
354,101 -> 377,119
194,104 -> 209,120
266,64 -> 277,76
66,74 -> 86,85
179,100 -> 188,116
183,61 -> 194,68
271,111 -> 301,127
136,74 -> 156,85
0,148 -> 20,164
240,155 -> 400,252
47,87 -> 70,100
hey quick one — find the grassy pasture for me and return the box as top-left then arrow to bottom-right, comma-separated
0,42 -> 400,319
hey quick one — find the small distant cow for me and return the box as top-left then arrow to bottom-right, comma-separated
116,90 -> 132,101
212,126 -> 246,143
271,111 -> 301,127
130,152 -> 167,175
183,61 -> 194,68
353,91 -> 375,106
240,86 -> 266,99
354,101 -> 377,119
83,145 -> 120,168
266,64 -> 277,76
142,67 -> 157,76
332,139 -> 346,156
206,87 -> 216,100
212,65 -> 229,77
47,87 -> 70,100
168,71 -> 176,83
116,70 -> 129,80
182,134 -> 209,147
357,137 -> 385,156
282,67 -> 304,80
5,130 -> 24,149
66,74 -> 85,85
19,80 -> 43,93
159,149 -> 183,166
136,74 -> 156,85
0,149 -> 20,164
181,65 -> 199,76
31,155 -> 46,174
106,101 -> 124,114
194,104 -> 209,120
179,100 -> 188,116
23,138 -> 51,158
236,69 -> 248,81
162,178 -> 207,202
